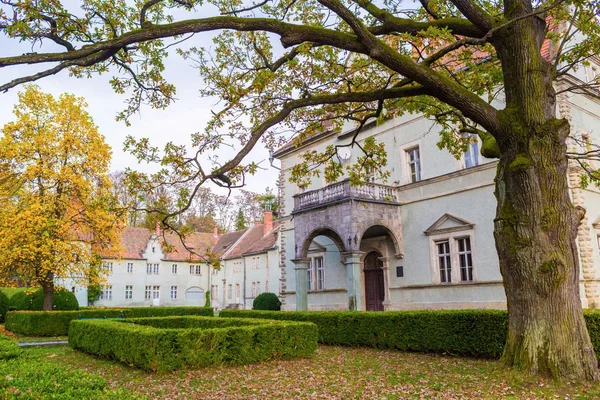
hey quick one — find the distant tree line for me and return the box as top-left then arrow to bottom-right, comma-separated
110,170 -> 279,233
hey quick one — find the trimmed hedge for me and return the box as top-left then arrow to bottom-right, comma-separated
0,290 -> 9,323
69,316 -> 318,372
5,306 -> 214,336
220,309 -> 600,360
9,287 -> 79,311
253,292 -> 281,310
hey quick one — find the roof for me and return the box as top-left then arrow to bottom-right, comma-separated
161,230 -> 217,262
213,229 -> 248,258
223,221 -> 280,260
105,227 -> 217,262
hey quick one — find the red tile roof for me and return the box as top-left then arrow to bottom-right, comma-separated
213,229 -> 248,258
105,227 -> 217,262
223,221 -> 280,260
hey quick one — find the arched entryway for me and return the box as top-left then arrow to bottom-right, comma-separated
364,251 -> 385,311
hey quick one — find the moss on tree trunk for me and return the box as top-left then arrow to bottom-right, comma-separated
494,114 -> 598,380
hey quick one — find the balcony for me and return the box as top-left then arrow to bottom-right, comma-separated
293,179 -> 400,212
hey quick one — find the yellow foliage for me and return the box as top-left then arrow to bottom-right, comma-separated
0,85 -> 123,289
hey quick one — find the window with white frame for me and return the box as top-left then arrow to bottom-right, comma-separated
228,284 -> 233,299
101,285 -> 112,300
251,281 -> 261,297
170,285 -> 178,299
152,285 -> 160,299
190,264 -> 202,275
436,240 -> 452,283
406,147 -> 421,183
145,285 -> 151,299
463,134 -> 480,168
233,262 -> 242,273
125,285 -> 133,300
146,263 -> 160,274
211,285 -> 218,300
104,262 -> 113,273
127,263 -> 133,273
235,283 -> 240,302
457,237 -> 474,281
307,256 -> 325,291
426,214 -> 476,285
252,257 -> 260,270
172,264 -> 178,274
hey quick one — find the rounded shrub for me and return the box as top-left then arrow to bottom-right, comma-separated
0,290 -> 9,323
9,288 -> 78,311
253,292 -> 281,311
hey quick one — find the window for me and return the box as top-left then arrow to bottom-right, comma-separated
190,265 -> 202,275
464,135 -> 480,168
437,240 -> 452,283
251,281 -> 261,298
170,285 -> 178,299
396,266 -> 404,278
235,283 -> 240,302
152,285 -> 160,299
145,285 -> 151,300
307,256 -> 325,291
233,262 -> 242,274
314,257 -> 324,291
228,284 -> 233,300
172,264 -> 178,274
307,259 -> 313,291
427,215 -> 476,285
125,285 -> 133,300
406,147 -> 421,183
104,262 -> 113,273
71,286 -> 76,293
127,263 -> 133,274
252,257 -> 260,270
101,285 -> 112,300
211,285 -> 218,300
147,263 -> 159,274
457,237 -> 473,282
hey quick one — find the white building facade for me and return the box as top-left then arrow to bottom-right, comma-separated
274,71 -> 600,311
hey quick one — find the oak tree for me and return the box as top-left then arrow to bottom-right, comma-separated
1,0 -> 600,379
0,85 -> 122,310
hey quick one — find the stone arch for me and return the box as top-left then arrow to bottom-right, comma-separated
359,224 -> 403,258
300,226 -> 347,259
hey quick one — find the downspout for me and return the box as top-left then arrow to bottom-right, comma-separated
243,257 -> 247,309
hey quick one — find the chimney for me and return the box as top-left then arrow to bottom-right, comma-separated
213,226 -> 219,239
263,207 -> 273,236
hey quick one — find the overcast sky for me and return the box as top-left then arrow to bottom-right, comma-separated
0,6 -> 281,196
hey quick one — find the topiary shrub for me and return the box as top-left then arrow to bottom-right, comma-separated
9,287 -> 78,311
204,290 -> 211,308
252,292 -> 281,311
0,290 -> 9,323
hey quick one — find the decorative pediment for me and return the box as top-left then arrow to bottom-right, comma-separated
424,213 -> 475,236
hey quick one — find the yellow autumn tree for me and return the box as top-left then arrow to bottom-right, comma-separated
0,85 -> 122,310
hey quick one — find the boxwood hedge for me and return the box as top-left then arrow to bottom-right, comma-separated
9,287 -> 79,311
5,306 -> 214,336
220,309 -> 600,360
68,316 -> 318,372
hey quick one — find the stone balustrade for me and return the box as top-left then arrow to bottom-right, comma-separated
293,179 -> 400,211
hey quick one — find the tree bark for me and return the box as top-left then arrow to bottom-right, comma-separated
41,272 -> 54,311
494,115 -> 599,380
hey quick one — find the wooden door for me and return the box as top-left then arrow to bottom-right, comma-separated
364,252 -> 384,311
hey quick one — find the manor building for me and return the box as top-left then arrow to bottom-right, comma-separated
273,66 -> 600,311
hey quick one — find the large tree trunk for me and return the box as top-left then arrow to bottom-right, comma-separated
494,116 -> 599,380
41,272 -> 54,311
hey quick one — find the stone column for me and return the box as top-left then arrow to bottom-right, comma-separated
379,256 -> 393,311
292,258 -> 310,311
342,251 -> 364,311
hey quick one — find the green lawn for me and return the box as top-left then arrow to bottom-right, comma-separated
12,345 -> 600,399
